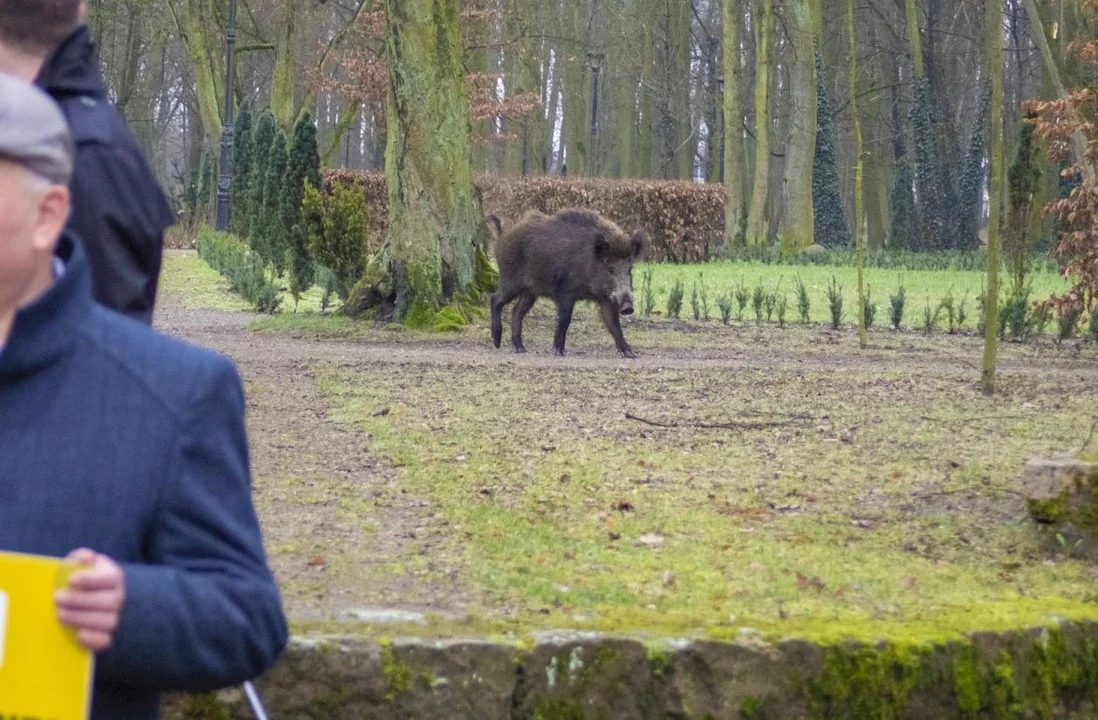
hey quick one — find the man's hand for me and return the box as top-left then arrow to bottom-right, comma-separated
55,549 -> 126,652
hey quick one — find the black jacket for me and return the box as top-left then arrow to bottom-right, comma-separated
36,26 -> 175,325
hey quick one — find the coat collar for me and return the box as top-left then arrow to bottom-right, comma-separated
35,26 -> 107,99
0,234 -> 93,380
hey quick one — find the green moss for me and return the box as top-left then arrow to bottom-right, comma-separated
433,305 -> 470,332
989,651 -> 1022,719
532,697 -> 587,720
175,694 -> 233,720
1028,495 -> 1070,524
646,643 -> 672,677
381,638 -> 413,703
953,646 -> 982,717
403,303 -> 437,329
809,642 -> 928,719
740,695 -> 764,718
475,243 -> 499,294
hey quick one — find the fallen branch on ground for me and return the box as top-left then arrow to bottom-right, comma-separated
919,415 -> 1028,424
625,413 -> 812,431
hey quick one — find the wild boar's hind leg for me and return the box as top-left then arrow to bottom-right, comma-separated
553,297 -> 576,356
600,301 -> 636,358
491,284 -> 522,348
510,292 -> 537,353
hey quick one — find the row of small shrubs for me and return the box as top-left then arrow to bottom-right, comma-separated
196,228 -> 282,313
985,286 -> 1098,343
639,271 -> 1098,342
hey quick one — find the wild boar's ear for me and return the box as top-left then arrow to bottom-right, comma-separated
631,231 -> 647,259
488,214 -> 503,236
594,233 -> 610,259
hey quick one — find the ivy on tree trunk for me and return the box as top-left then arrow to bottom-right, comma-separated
812,50 -> 850,249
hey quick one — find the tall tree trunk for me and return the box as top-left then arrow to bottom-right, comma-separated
983,0 -> 1004,395
271,0 -> 300,133
778,0 -> 816,252
849,0 -> 866,348
723,0 -> 745,244
744,0 -> 772,246
167,0 -> 226,143
1020,0 -> 1092,178
366,0 -> 492,321
906,0 -> 924,77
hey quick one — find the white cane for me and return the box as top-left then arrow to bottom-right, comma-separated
242,681 -> 270,720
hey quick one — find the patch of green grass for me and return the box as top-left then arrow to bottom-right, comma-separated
160,251 -> 335,315
640,261 -> 1068,331
311,356 -> 1098,643
158,252 -> 254,312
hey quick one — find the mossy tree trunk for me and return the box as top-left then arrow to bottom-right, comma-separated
744,0 -> 772,246
165,0 -> 225,144
374,0 -> 492,322
848,0 -> 866,349
271,0 -> 300,134
983,0 -> 1004,395
905,0 -> 924,78
723,0 -> 745,245
777,0 -> 817,253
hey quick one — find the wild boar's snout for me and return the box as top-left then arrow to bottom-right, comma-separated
611,270 -> 635,315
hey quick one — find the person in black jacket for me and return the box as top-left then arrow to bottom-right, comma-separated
0,0 -> 174,325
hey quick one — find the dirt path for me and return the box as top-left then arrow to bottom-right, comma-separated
157,302 -> 1098,380
155,297 -> 486,621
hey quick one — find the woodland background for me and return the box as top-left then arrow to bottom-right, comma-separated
86,0 -> 1086,254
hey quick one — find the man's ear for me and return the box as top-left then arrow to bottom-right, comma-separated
31,185 -> 69,254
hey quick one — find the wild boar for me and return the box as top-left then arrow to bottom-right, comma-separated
489,209 -> 646,358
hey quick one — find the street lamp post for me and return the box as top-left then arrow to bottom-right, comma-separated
716,76 -> 725,184
215,0 -> 238,231
587,51 -> 604,177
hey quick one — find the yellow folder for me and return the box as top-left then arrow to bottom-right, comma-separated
0,550 -> 94,720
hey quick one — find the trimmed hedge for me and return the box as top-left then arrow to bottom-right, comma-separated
323,170 -> 723,263
196,228 -> 282,313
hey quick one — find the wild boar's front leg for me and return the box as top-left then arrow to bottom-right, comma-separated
510,292 -> 537,353
490,283 -> 522,349
553,297 -> 576,356
600,301 -> 636,358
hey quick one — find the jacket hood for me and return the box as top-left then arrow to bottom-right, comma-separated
35,26 -> 107,98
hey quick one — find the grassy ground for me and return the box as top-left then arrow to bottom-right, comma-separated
158,252 -> 253,312
160,252 -> 1098,643
641,262 -> 1070,330
312,352 -> 1098,642
161,250 -> 330,314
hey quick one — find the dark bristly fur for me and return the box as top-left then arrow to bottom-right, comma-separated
489,208 -> 646,357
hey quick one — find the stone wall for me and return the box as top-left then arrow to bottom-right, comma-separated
166,622 -> 1098,719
